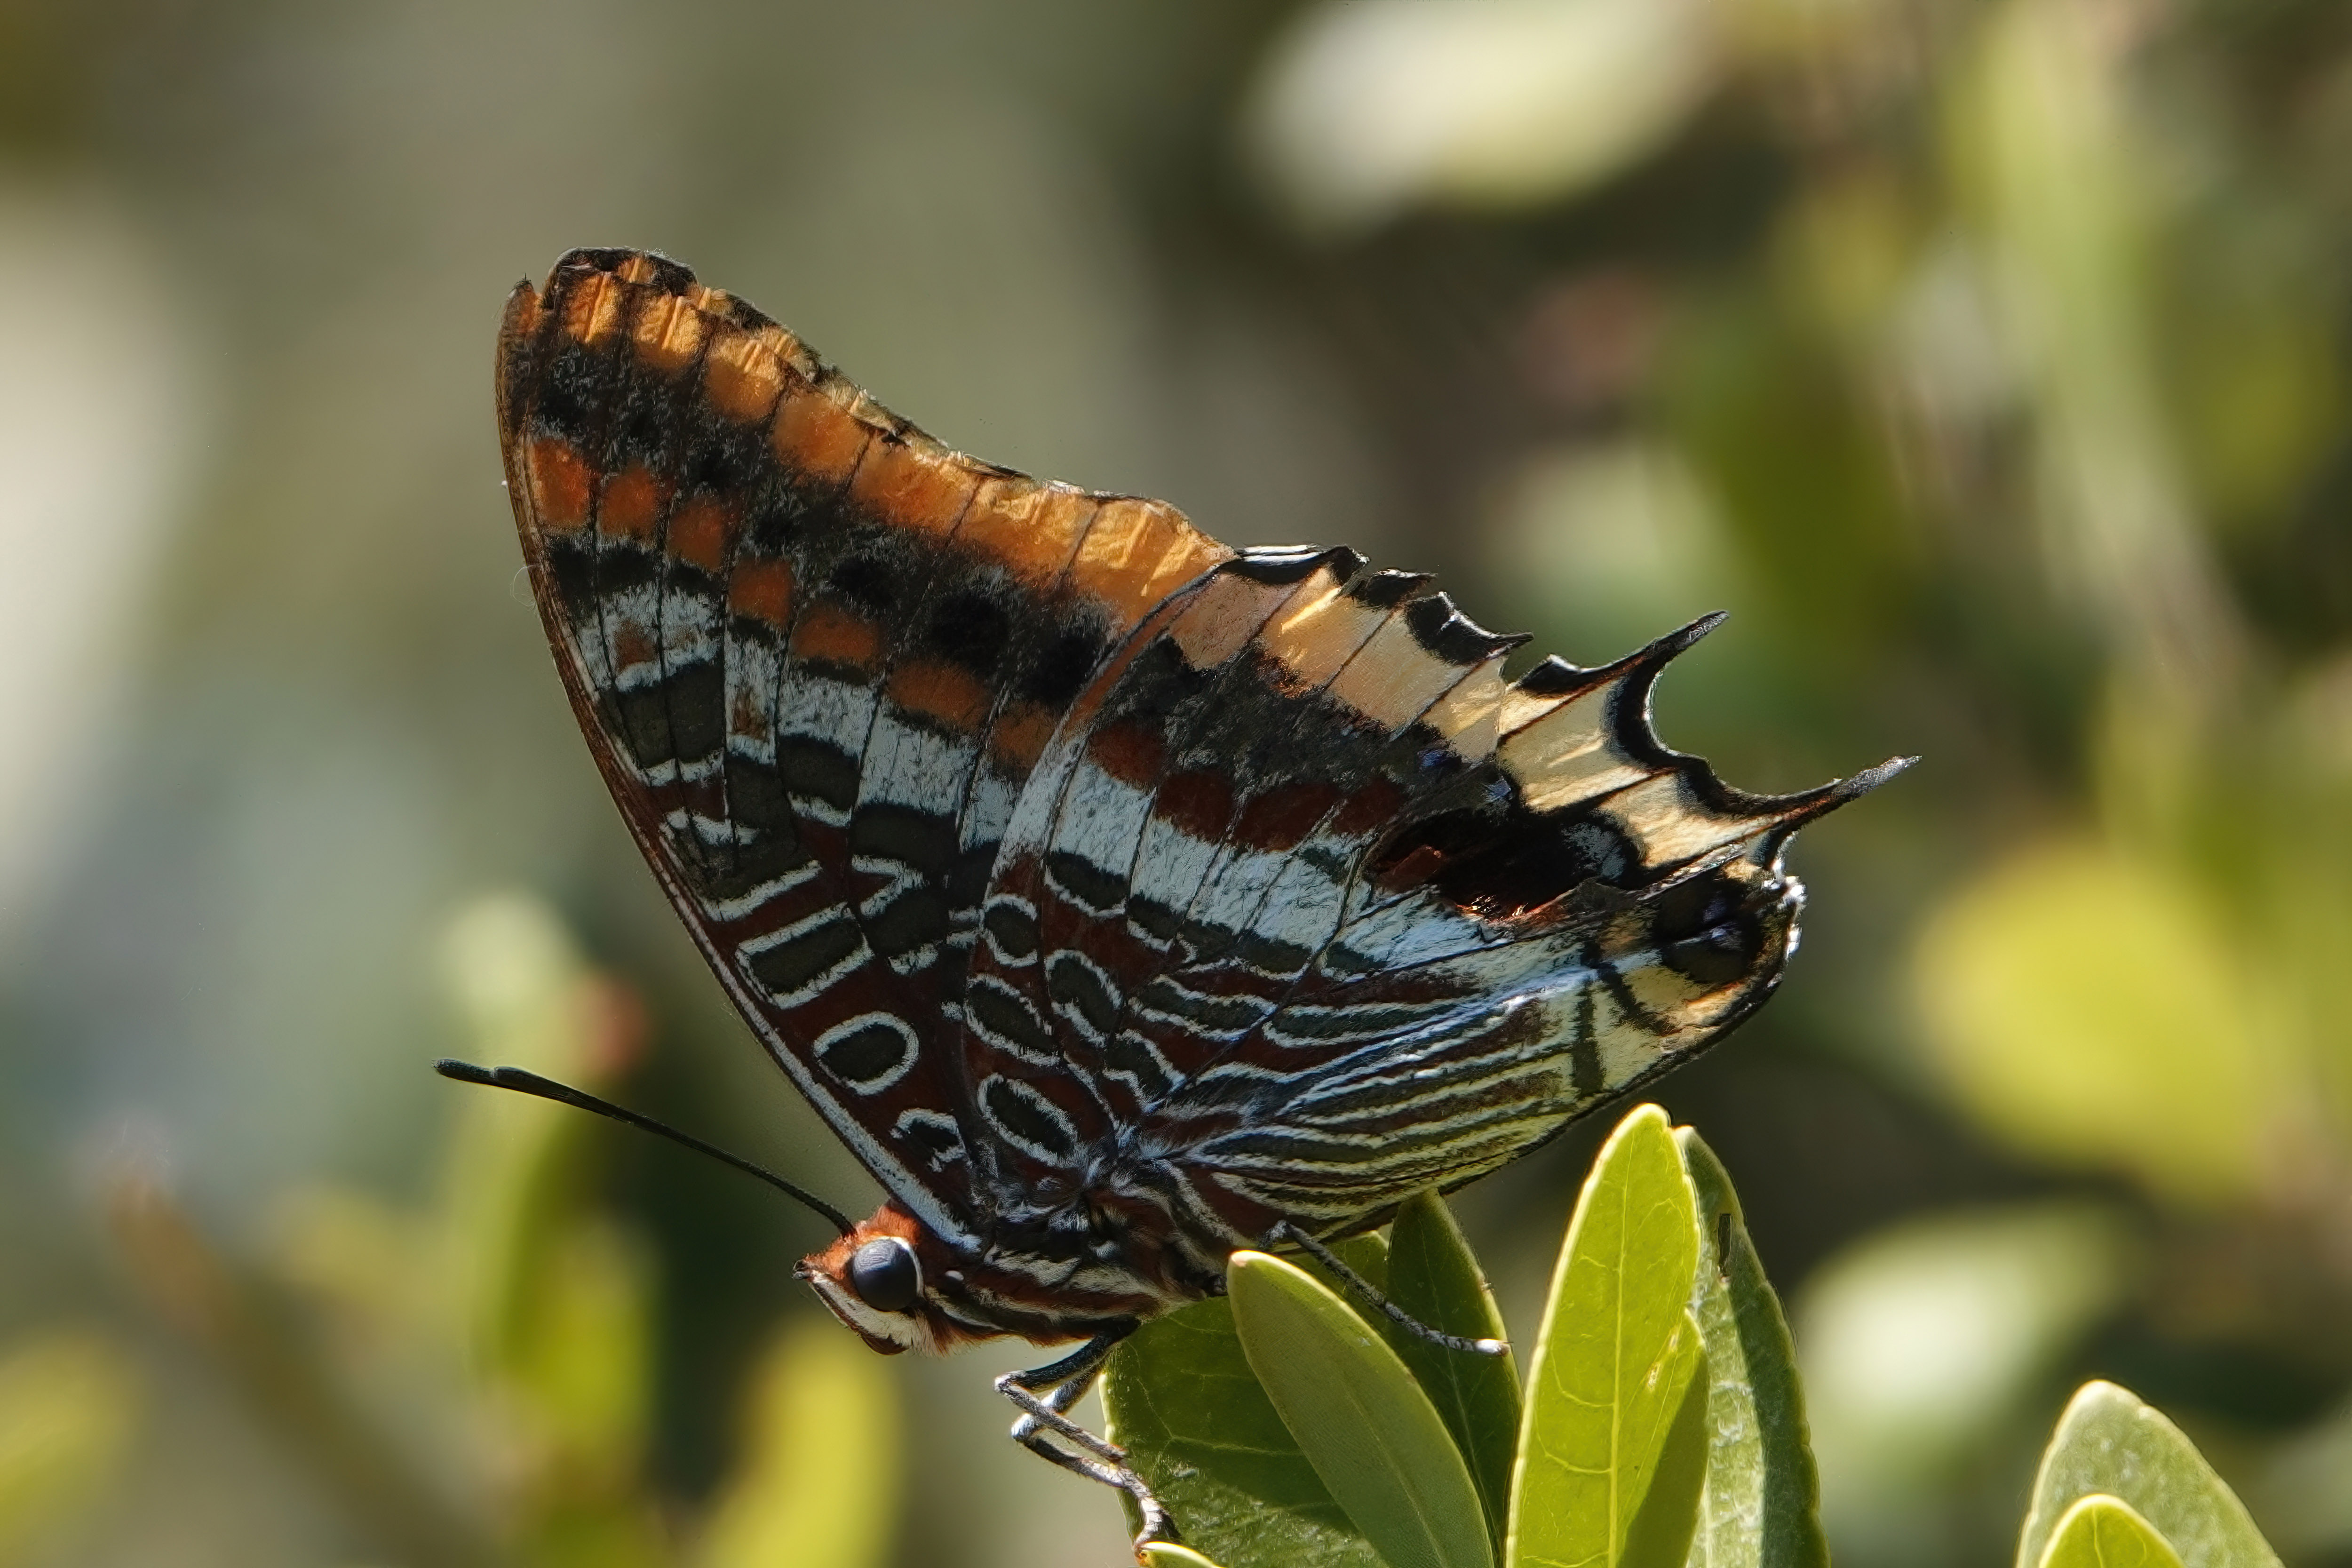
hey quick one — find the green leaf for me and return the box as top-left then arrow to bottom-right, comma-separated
1509,1104 -> 1708,1568
2018,1382 -> 2281,1568
1142,1545 -> 1232,1568
1231,1251 -> 1494,1568
1675,1128 -> 1828,1568
1325,1231 -> 1394,1295
1623,1351 -> 1714,1568
1104,1295 -> 1386,1568
2039,1496 -> 2187,1568
1386,1192 -> 1524,1548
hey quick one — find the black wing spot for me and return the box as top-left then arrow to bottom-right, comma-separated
896,1112 -> 965,1170
543,538 -> 598,620
778,736 -> 859,812
928,591 -> 1013,676
1372,803 -> 1641,915
1117,637 -> 1215,719
746,919 -> 861,1001
817,1019 -> 915,1088
1045,850 -> 1128,916
982,898 -> 1039,961
745,493 -> 801,556
532,358 -> 596,444
1025,628 -> 1104,708
829,555 -> 896,613
966,978 -> 1057,1058
664,661 -> 726,762
1102,1033 -> 1175,1102
864,887 -> 950,961
850,805 -> 959,879
685,438 -> 747,496
613,686 -> 679,770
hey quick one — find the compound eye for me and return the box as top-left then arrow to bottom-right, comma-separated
848,1236 -> 921,1313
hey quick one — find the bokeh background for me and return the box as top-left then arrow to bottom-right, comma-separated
3,0 -> 2350,1564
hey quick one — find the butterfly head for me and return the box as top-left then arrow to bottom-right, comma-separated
798,1202 -> 973,1355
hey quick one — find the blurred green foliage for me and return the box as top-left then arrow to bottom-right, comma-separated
0,1329 -> 138,1565
1,0 -> 2349,1563
83,896 -> 899,1568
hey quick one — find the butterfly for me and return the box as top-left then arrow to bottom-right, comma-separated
488,247 -> 1905,1545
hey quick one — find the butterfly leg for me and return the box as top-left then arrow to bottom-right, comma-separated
995,1331 -> 1176,1547
1262,1219 -> 1509,1356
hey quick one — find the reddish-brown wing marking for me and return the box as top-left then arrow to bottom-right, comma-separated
496,249 -> 1227,1254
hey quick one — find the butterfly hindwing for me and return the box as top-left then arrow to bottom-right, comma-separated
963,552 -> 1897,1251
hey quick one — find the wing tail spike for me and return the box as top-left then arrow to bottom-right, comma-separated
1401,589 -> 1529,668
1511,654 -> 1593,697
1796,753 -> 1917,820
1648,608 -> 1731,662
1504,610 -> 1726,712
1732,753 -> 1918,863
1838,752 -> 1920,796
1600,610 -> 1734,780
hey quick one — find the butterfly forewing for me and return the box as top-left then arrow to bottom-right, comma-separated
496,250 -> 1229,1245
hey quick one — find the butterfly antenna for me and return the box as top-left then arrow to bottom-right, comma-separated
434,1059 -> 857,1238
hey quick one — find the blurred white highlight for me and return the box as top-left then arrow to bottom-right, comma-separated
0,177 -> 199,941
1243,0 -> 1717,232
1797,1202 -> 2137,1552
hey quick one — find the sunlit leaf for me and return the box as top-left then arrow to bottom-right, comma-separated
1676,1128 -> 1827,1568
0,1328 -> 139,1560
1385,1192 -> 1522,1546
1625,1363 -> 1712,1568
2038,1496 -> 2186,1568
2018,1382 -> 2281,1568
1104,1295 -> 1385,1568
1231,1251 -> 1493,1568
1509,1104 -> 1708,1568
1142,1545 -> 1232,1568
698,1318 -> 900,1568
